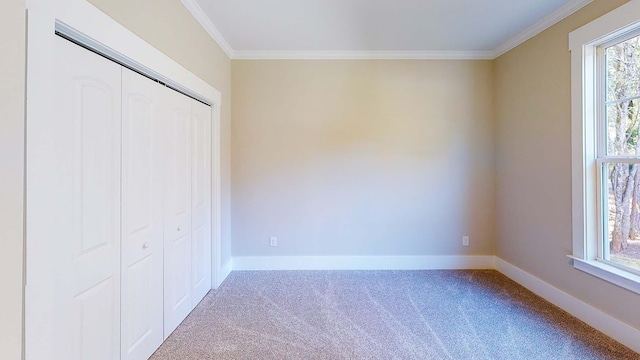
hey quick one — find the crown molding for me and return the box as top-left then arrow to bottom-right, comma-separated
183,0 -> 594,61
233,50 -> 495,60
180,0 -> 234,59
493,0 -> 594,58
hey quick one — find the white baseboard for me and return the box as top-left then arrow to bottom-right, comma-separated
494,258 -> 640,354
215,258 -> 233,288
231,255 -> 495,271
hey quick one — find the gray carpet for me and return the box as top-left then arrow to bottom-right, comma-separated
150,270 -> 639,359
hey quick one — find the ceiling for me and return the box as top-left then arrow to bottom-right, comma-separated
185,0 -> 592,59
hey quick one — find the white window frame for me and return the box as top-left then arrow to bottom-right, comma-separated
570,0 -> 640,294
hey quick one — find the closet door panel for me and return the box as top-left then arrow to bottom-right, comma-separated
191,100 -> 212,305
121,69 -> 165,360
50,36 -> 122,359
168,234 -> 191,311
72,278 -> 118,360
164,91 -> 192,237
163,87 -> 193,337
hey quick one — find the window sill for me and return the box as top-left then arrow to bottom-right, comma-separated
568,256 -> 640,295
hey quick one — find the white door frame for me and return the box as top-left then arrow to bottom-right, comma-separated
25,0 -> 223,357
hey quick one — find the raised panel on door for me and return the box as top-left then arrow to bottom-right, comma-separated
163,86 -> 193,338
72,278 -> 118,360
121,68 -> 164,360
191,100 -> 212,305
44,36 -> 121,359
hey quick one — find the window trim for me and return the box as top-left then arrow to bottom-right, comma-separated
570,0 -> 640,295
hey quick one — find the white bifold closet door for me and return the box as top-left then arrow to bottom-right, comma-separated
121,68 -> 164,360
162,88 -> 213,337
162,87 -> 194,337
191,100 -> 213,306
29,35 -> 213,360
47,35 -> 122,360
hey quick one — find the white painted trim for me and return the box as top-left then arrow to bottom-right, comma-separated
569,0 -> 640,51
569,257 -> 640,295
494,0 -> 594,58
181,0 -> 594,60
233,51 -> 495,61
54,21 -> 215,105
232,255 -> 495,271
216,258 -> 233,287
180,0 -> 234,59
495,258 -> 640,354
210,98 -> 222,291
25,0 -> 220,104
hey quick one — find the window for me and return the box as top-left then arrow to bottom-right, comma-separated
599,32 -> 640,275
570,0 -> 640,294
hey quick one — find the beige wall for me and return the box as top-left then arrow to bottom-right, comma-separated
232,60 -> 495,256
4,0 -> 638,358
88,0 -> 233,264
494,0 -> 640,330
0,0 -> 25,358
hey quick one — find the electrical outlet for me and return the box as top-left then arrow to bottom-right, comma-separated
270,236 -> 278,247
462,236 -> 470,247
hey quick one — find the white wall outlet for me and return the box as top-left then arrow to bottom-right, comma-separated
462,236 -> 470,247
270,236 -> 278,247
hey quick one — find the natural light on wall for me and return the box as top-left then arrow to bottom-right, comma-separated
570,0 -> 640,295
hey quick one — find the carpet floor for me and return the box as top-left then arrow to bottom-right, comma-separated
150,270 -> 639,359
